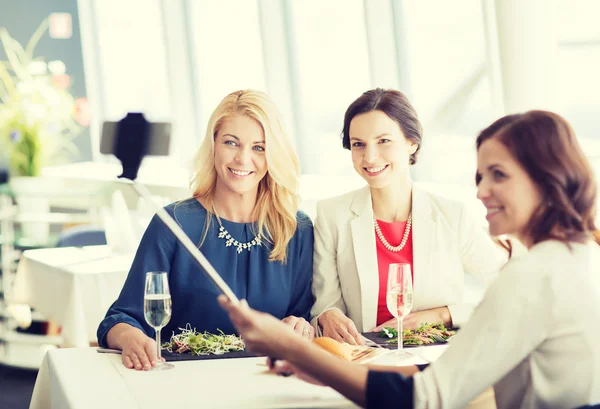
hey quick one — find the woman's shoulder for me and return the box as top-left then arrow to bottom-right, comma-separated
165,197 -> 204,211
164,197 -> 208,224
293,210 -> 314,243
316,185 -> 370,214
530,240 -> 600,264
506,240 -> 600,277
295,209 -> 313,227
414,186 -> 467,217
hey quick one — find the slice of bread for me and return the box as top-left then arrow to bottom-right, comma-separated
313,337 -> 353,361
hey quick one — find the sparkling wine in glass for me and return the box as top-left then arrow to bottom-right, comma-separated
144,271 -> 174,370
386,263 -> 414,351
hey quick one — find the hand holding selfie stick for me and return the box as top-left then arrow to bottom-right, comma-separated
106,113 -> 240,305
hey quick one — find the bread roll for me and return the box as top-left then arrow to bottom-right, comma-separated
313,337 -> 353,361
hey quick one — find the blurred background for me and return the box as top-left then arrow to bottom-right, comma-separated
2,0 -> 599,188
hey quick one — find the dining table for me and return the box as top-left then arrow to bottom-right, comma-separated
10,245 -> 134,347
28,344 -> 496,409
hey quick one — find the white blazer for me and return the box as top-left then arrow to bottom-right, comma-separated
310,185 -> 507,332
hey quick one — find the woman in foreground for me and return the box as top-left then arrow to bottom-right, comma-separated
220,110 -> 600,409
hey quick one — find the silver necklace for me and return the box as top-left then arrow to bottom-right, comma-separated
373,212 -> 412,252
213,209 -> 262,254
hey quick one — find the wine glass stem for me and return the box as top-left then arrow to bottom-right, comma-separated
398,318 -> 403,351
156,329 -> 162,362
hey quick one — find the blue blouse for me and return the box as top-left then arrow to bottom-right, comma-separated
97,198 -> 314,347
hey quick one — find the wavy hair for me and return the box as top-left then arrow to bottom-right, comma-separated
476,110 -> 599,246
190,90 -> 300,262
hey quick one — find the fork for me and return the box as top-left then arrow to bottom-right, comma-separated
351,349 -> 373,361
362,337 -> 386,349
429,334 -> 448,343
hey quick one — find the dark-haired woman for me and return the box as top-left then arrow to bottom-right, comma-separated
220,110 -> 600,409
310,88 -> 506,344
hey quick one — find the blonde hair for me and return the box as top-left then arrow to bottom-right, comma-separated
190,90 -> 301,262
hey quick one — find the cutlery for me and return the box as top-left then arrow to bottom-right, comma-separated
429,334 -> 448,343
351,348 -> 375,362
97,348 -> 122,354
362,338 -> 386,349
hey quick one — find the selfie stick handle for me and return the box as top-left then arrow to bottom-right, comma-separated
126,180 -> 239,304
113,113 -> 240,305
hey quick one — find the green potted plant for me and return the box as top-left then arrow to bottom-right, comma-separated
0,19 -> 86,242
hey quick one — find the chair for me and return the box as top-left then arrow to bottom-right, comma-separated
55,225 -> 107,248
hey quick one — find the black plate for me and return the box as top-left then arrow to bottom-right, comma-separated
162,349 -> 260,362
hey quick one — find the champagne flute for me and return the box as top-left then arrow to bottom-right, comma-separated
144,271 -> 174,370
386,263 -> 414,351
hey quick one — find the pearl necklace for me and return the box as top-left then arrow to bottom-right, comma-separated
373,212 -> 412,252
213,208 -> 262,254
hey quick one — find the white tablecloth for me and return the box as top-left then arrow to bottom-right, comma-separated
29,346 -> 494,409
30,348 -> 366,409
10,246 -> 134,347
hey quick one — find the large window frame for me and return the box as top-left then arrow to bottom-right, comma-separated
79,0 -> 600,184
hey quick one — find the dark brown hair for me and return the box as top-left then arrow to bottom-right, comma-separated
342,88 -> 422,165
476,110 -> 600,246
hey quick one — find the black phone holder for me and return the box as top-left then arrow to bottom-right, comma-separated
114,112 -> 150,181
0,168 -> 8,185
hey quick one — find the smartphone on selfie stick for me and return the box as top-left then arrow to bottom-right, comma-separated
100,113 -> 240,304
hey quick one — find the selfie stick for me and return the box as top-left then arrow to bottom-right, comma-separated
110,113 -> 240,305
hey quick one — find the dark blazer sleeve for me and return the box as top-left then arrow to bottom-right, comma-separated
367,370 -> 414,409
285,213 -> 315,321
97,211 -> 176,347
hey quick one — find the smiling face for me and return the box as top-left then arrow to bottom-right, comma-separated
476,137 -> 544,246
349,110 -> 417,189
213,114 -> 267,198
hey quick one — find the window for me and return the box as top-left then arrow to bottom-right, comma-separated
94,0 -> 171,120
188,0 -> 266,134
287,0 -> 371,175
556,0 -> 600,179
401,0 -> 493,185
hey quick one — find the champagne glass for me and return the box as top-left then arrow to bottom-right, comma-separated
144,271 -> 174,370
386,263 -> 414,351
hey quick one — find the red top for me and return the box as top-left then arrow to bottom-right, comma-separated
375,219 -> 414,326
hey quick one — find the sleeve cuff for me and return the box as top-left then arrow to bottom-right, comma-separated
447,303 -> 475,328
366,370 -> 414,409
97,314 -> 146,348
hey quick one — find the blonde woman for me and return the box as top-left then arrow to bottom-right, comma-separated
98,90 -> 315,370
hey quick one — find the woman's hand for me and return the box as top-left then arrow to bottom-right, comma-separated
370,317 -> 398,333
317,309 -> 365,346
107,323 -> 163,370
282,316 -> 315,341
218,296 -> 304,358
404,307 -> 452,329
267,358 -> 325,385
371,307 -> 452,332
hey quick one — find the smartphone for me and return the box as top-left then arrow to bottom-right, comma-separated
100,119 -> 171,156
